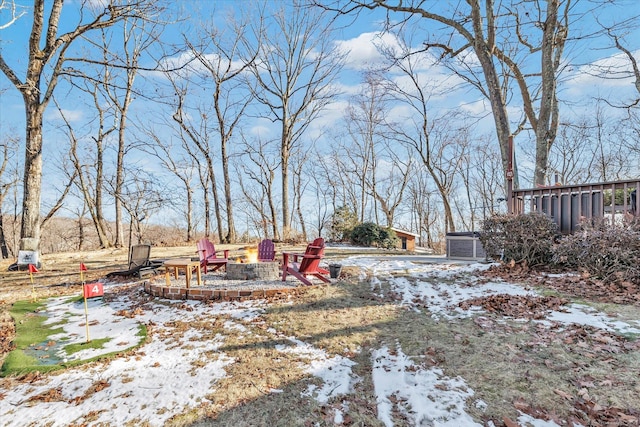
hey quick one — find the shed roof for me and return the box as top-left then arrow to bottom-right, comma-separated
390,227 -> 419,237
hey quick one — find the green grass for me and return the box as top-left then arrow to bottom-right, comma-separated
1,298 -> 148,377
64,337 -> 112,355
1,300 -> 65,375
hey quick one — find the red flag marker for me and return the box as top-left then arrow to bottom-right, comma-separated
80,263 -> 87,283
28,264 -> 38,301
83,282 -> 104,299
82,281 -> 104,343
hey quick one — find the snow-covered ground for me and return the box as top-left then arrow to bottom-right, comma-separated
1,256 -> 638,426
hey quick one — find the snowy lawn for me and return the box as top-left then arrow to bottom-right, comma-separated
1,256 -> 639,426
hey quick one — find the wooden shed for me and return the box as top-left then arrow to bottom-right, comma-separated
391,228 -> 418,251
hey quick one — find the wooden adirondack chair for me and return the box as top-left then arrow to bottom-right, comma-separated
196,238 -> 229,273
281,238 -> 330,286
257,239 -> 276,261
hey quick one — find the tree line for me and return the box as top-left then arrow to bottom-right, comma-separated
0,0 -> 639,256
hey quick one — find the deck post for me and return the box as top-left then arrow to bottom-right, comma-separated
506,136 -> 515,214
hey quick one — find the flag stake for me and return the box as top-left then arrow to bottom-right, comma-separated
28,264 -> 38,302
81,263 -> 90,343
84,293 -> 90,343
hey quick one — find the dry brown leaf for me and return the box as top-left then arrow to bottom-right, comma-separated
503,416 -> 519,427
554,389 -> 573,400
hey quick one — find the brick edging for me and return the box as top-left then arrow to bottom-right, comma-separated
143,281 -> 308,301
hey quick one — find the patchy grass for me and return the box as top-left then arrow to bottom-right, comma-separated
1,300 -> 64,375
2,297 -> 148,377
2,247 -> 640,426
185,273 -> 640,425
63,337 -> 112,355
180,283 -> 397,427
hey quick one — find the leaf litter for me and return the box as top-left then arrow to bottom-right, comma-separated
0,256 -> 638,426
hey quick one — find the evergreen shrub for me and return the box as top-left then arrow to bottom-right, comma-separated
350,222 -> 398,249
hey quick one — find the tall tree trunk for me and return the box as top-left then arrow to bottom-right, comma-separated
93,135 -> 111,247
113,69 -> 134,248
61,96 -> 113,249
77,207 -> 86,251
268,174 -> 279,240
114,133 -> 125,247
86,98 -> 112,248
534,0 -> 562,185
297,202 -> 307,241
468,4 -> 513,190
20,100 -> 43,252
207,158 -> 224,243
1,0 -> 162,254
186,187 -> 193,242
281,128 -> 290,240
203,181 -> 211,238
220,141 -> 236,243
0,213 -> 8,259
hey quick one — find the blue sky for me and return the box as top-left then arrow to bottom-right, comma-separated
1,0 -> 640,227
2,1 -> 639,143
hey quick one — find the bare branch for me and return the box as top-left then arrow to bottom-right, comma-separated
0,0 -> 26,30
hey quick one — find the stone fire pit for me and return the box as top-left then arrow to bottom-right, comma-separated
226,261 -> 280,281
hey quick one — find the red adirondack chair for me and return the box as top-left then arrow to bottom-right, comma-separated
281,238 -> 330,286
196,238 -> 229,273
258,239 -> 276,261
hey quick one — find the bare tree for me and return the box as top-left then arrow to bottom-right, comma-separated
141,132 -> 197,242
306,151 -> 334,238
469,137 -> 506,218
236,135 -> 281,240
94,18 -> 163,248
453,134 -> 506,232
372,142 -> 413,227
340,72 -> 388,223
624,110 -> 640,158
379,43 -> 467,233
599,22 -> 640,108
324,147 -> 362,221
179,11 -> 260,243
290,148 -> 308,241
546,120 -> 596,185
0,134 -> 19,258
115,168 -> 165,246
544,105 -> 632,184
157,105 -> 213,238
407,171 -> 440,250
319,0 -> 579,187
171,87 -> 225,242
250,1 -> 344,239
54,93 -> 114,248
0,0 -> 26,30
0,0 -> 161,253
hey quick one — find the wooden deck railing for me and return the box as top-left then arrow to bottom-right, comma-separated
510,179 -> 639,233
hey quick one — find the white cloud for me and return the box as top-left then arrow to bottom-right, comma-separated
458,99 -> 490,116
248,117 -> 275,139
334,31 -> 402,71
564,49 -> 640,96
310,99 -> 350,130
46,108 -> 84,123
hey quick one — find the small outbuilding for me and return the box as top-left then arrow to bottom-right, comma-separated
445,231 -> 486,260
390,228 -> 418,251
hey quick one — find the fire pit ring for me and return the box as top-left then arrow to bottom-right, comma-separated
226,261 -> 280,281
